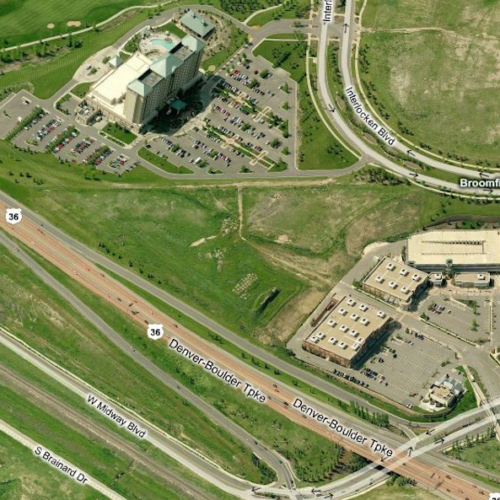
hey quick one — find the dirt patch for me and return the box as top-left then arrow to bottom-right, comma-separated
257,288 -> 325,343
190,235 -> 216,247
336,95 -> 346,111
276,234 -> 290,244
67,21 -> 82,28
363,133 -> 377,144
404,160 -> 422,170
208,64 -> 216,72
47,23 -> 55,29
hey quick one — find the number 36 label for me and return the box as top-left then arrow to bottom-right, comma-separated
147,324 -> 164,340
5,208 -> 22,225
490,493 -> 500,500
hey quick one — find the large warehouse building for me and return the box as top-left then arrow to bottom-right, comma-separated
407,230 -> 500,272
303,294 -> 391,368
88,34 -> 204,132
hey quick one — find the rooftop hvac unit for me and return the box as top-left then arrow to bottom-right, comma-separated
349,329 -> 359,337
377,310 -> 386,318
350,313 -> 359,321
375,275 -> 384,283
401,286 -> 409,293
329,337 -> 337,344
400,268 -> 409,276
317,331 -> 325,340
310,336 -> 319,344
386,262 -> 395,271
339,341 -> 347,349
355,337 -> 364,344
340,325 -> 348,332
360,317 -> 369,325
328,319 -> 337,327
478,274 -> 485,280
389,281 -> 397,289
347,298 -> 356,306
339,308 -> 347,316
412,274 -> 420,281
359,304 -> 368,312
352,343 -> 361,351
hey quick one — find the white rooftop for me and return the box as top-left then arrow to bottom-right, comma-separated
408,230 -> 500,267
90,53 -> 151,106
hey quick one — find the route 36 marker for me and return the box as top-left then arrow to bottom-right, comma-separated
147,323 -> 164,340
489,494 -> 500,500
5,208 -> 22,225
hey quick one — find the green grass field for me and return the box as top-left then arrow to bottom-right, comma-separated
254,38 -> 357,170
0,248 -> 265,484
139,147 -> 193,174
0,431 -> 104,500
102,122 -> 137,145
451,436 -> 500,476
359,0 -> 500,166
0,10 -> 149,99
248,0 -> 310,26
0,383 -> 202,500
0,0 -> 288,46
354,484 -> 439,500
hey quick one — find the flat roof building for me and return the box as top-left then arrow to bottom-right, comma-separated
426,375 -> 464,411
180,10 -> 215,39
362,257 -> 429,309
303,294 -> 391,368
88,34 -> 205,132
454,272 -> 491,289
407,230 -> 500,272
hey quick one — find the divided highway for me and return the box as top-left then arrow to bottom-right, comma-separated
0,195 -> 493,500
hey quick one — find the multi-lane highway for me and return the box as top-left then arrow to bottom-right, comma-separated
0,195 -> 494,500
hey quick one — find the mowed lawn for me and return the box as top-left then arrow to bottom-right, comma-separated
0,10 -> 149,99
254,39 -> 357,170
0,431 -> 103,500
0,0 -> 285,46
359,0 -> 500,165
354,484 -> 439,500
454,438 -> 500,475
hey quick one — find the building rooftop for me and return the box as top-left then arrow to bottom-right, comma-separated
454,272 -> 491,285
407,230 -> 500,267
90,52 -> 152,105
363,257 -> 428,305
180,10 -> 215,38
150,52 -> 183,78
305,295 -> 391,362
181,34 -> 205,54
109,55 -> 123,68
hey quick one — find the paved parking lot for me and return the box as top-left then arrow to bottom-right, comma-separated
419,293 -> 491,344
0,93 -> 38,139
145,47 -> 297,176
3,93 -> 136,176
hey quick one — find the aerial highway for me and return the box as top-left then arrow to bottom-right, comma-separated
0,199 -> 494,500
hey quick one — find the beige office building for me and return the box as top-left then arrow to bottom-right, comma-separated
88,34 -> 204,132
407,230 -> 500,273
362,257 -> 429,310
303,294 -> 391,368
